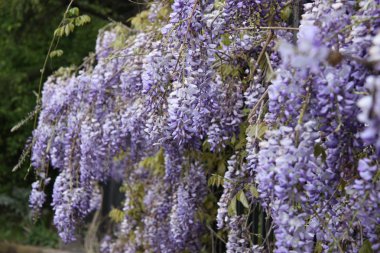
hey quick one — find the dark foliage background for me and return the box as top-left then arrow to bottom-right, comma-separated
0,0 -> 140,246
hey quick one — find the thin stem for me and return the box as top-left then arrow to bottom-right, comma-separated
236,26 -> 299,31
172,0 -> 200,74
248,89 -> 268,124
246,31 -> 273,91
206,224 -> 227,244
311,206 -> 345,253
33,0 -> 75,129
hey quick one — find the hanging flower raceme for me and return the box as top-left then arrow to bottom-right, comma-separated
23,0 -> 380,251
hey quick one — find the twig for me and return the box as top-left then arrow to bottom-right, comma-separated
85,189 -> 103,253
246,31 -> 274,89
11,105 -> 41,133
12,138 -> 34,172
206,224 -> 227,244
295,82 -> 312,147
172,0 -> 200,74
236,26 -> 299,31
248,89 -> 268,124
34,0 -> 75,128
310,206 -> 345,253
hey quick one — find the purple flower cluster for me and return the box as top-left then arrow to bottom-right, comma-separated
257,122 -> 320,252
29,180 -> 47,218
26,0 -> 380,251
358,31 -> 380,156
346,159 -> 380,251
169,161 -> 206,252
225,216 -> 250,253
216,155 -> 240,229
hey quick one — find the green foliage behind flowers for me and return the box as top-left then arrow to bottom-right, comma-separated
0,0 -> 139,246
0,186 -> 59,247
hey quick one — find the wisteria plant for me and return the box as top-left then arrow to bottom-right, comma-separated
16,0 -> 380,252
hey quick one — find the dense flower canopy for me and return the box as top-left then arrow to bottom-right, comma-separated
27,0 -> 380,252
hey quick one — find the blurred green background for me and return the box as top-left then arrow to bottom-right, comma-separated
0,0 -> 140,247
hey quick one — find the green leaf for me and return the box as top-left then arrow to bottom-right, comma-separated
237,190 -> 249,209
64,23 -> 74,36
374,168 -> 380,181
359,240 -> 373,253
67,7 -> 80,17
217,160 -> 226,175
202,139 -> 211,151
54,26 -> 65,37
220,64 -> 240,78
246,123 -> 267,140
138,148 -> 165,176
221,34 -> 232,46
207,175 -> 215,187
240,150 -> 248,159
75,15 -> 91,26
264,52 -> 274,82
235,122 -> 248,149
230,134 -> 236,145
109,208 -> 125,223
49,49 -> 63,58
314,143 -> 327,162
314,241 -> 323,253
157,6 -> 170,20
69,23 -> 75,34
228,194 -> 237,216
249,185 -> 259,199
130,10 -> 150,30
280,5 -> 292,22
208,174 -> 224,188
242,108 -> 251,116
235,138 -> 246,150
